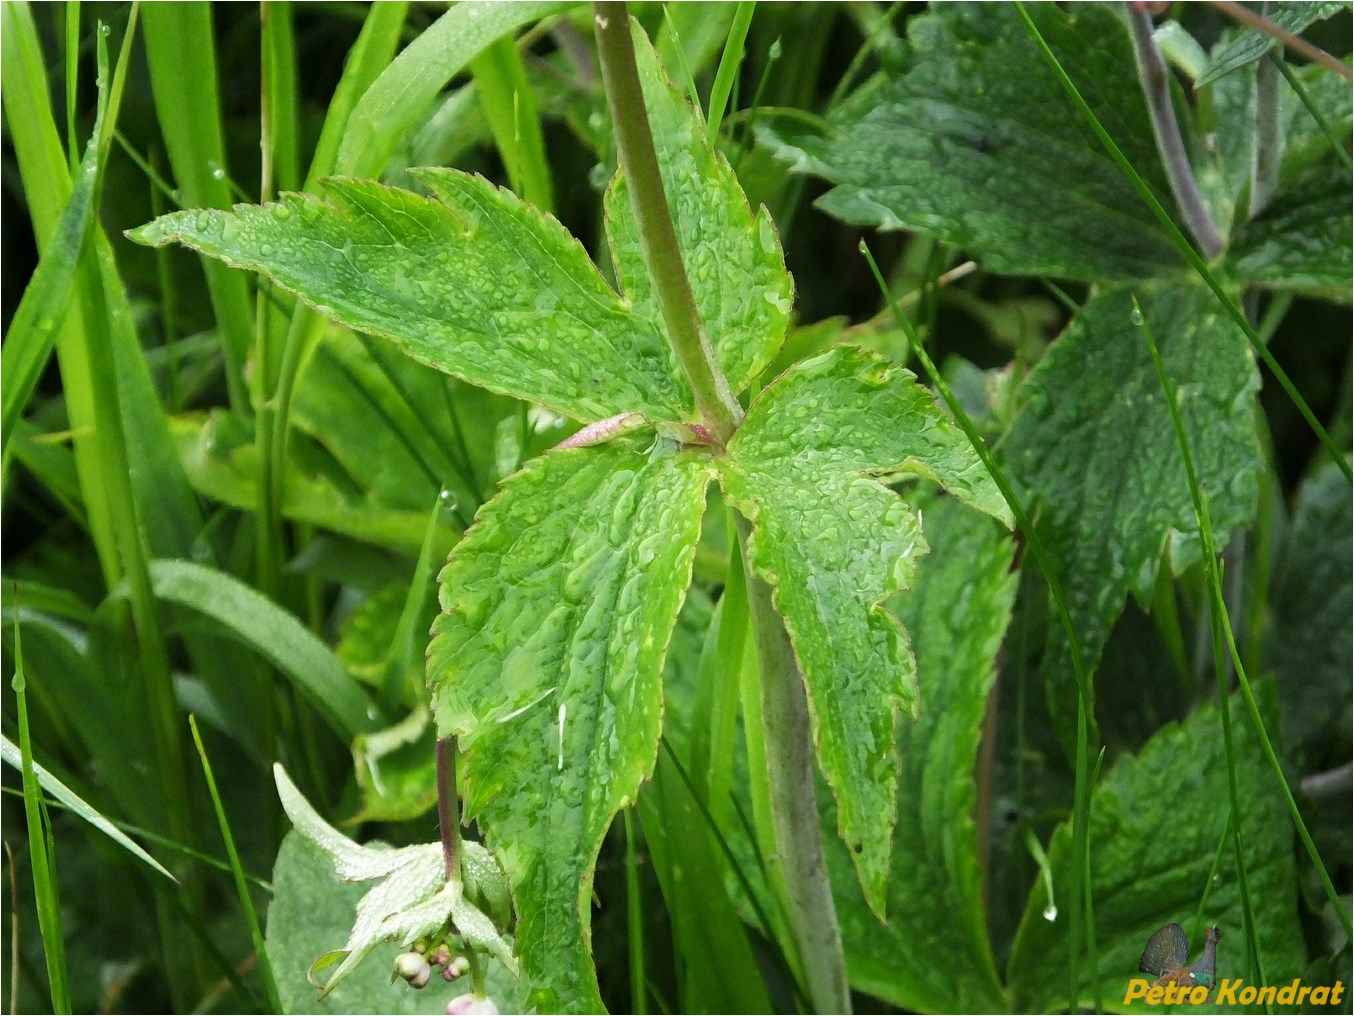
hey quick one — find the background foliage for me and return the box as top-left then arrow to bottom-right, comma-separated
3,2 -> 1350,1013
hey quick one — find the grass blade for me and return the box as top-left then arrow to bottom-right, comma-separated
335,0 -> 567,177
189,717 -> 283,1012
10,608 -> 71,1013
147,559 -> 379,739
1,92 -> 106,470
471,36 -> 555,212
1013,1 -> 1350,483
1136,297 -> 1352,942
705,0 -> 755,140
304,2 -> 408,186
0,735 -> 176,882
142,3 -> 254,409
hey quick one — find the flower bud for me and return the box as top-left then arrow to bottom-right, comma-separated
446,992 -> 498,1015
394,951 -> 431,989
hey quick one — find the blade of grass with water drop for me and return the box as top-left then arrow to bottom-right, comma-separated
860,241 -> 1100,1014
1136,297 -> 1352,943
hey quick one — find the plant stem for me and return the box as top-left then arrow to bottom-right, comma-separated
436,736 -> 461,881
1127,6 -> 1224,259
591,0 -> 742,444
736,514 -> 851,1015
1250,4 -> 1282,219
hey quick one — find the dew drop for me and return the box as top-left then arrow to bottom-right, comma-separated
100,23 -> 111,36
1043,904 -> 1058,921
211,166 -> 226,181
1129,306 -> 1144,326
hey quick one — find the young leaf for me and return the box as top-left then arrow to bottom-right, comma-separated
1006,686 -> 1306,1010
721,345 -> 1009,914
823,493 -> 1016,1013
1001,280 -> 1262,754
128,171 -> 688,423
757,3 -> 1183,281
272,766 -> 515,998
605,24 -> 793,395
427,438 -> 714,1012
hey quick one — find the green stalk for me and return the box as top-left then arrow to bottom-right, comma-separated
706,1 -> 755,141
190,717 -> 282,1012
592,1 -> 742,444
736,515 -> 851,1014
1126,4 -> 1223,259
594,5 -> 847,1008
623,810 -> 646,1015
12,614 -> 71,1013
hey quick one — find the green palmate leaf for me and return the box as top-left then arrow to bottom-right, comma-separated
824,493 -> 1016,1013
721,346 -> 1009,913
1229,163 -> 1352,300
1007,686 -> 1306,1012
757,3 -> 1182,281
427,438 -> 714,1013
1001,281 -> 1262,753
1196,1 -> 1350,87
605,23 -> 792,395
129,170 -> 687,423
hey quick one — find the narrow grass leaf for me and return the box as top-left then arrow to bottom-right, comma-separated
10,617 -> 71,1013
146,559 -> 377,739
142,3 -> 253,407
1,82 -> 107,466
189,718 -> 282,1011
470,36 -> 554,212
0,735 -> 175,882
304,2 -> 408,186
335,1 -> 568,178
